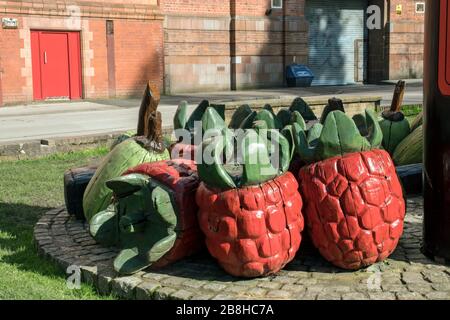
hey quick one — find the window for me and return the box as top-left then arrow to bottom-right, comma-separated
416,2 -> 425,13
271,0 -> 282,9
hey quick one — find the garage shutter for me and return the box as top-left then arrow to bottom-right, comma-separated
305,0 -> 368,85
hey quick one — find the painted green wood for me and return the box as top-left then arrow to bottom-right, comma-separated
293,121 -> 317,163
393,125 -> 423,166
307,123 -> 323,146
277,109 -> 293,128
320,98 -> 346,125
239,111 -> 258,129
208,104 -> 226,121
89,204 -> 118,246
110,130 -> 137,151
197,134 -> 237,189
365,109 -> 383,149
410,112 -> 423,132
254,109 -> 282,130
229,104 -> 253,129
271,128 -> 291,173
289,97 -> 317,121
352,113 -> 368,136
293,109 -> 383,163
203,107 -> 235,164
202,107 -> 227,132
241,130 -> 279,185
379,111 -> 411,154
281,125 -> 296,161
174,101 -> 189,130
90,174 -> 178,275
186,100 -> 210,132
291,111 -> 307,130
263,104 -> 275,114
83,139 -> 170,222
197,125 -> 291,189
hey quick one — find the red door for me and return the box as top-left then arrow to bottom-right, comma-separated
31,31 -> 82,100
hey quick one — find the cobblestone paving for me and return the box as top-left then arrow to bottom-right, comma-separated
34,197 -> 450,300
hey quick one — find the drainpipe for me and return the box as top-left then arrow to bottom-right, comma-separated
385,0 -> 391,80
230,0 -> 237,90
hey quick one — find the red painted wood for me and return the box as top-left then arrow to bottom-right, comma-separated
298,149 -> 405,270
67,32 -> 82,99
31,31 -> 42,100
40,32 -> 70,99
196,172 -> 304,278
31,31 -> 82,101
0,58 -> 3,106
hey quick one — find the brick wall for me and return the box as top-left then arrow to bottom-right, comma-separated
0,0 -> 163,105
0,16 -> 26,104
232,0 -> 307,90
114,20 -> 164,97
388,0 -> 425,79
0,0 -> 427,104
162,0 -> 231,93
163,0 -> 308,93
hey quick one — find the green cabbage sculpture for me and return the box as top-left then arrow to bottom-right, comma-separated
110,130 -> 137,151
379,80 -> 411,154
83,112 -> 170,222
392,125 -> 423,166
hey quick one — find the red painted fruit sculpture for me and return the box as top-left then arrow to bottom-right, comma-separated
89,159 -> 203,275
196,113 -> 304,277
293,109 -> 405,270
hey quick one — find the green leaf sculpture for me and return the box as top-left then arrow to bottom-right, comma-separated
292,109 -> 382,163
90,174 -> 177,275
197,122 -> 291,190
173,100 -> 225,143
289,97 -> 317,122
229,104 -> 253,129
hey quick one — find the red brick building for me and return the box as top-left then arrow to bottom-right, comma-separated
0,0 -> 425,105
0,0 -> 163,105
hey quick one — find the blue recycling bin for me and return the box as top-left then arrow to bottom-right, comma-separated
286,64 -> 314,87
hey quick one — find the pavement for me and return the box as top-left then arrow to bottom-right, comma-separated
35,197 -> 450,300
0,83 -> 423,144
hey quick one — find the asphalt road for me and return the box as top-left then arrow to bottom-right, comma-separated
0,83 -> 423,144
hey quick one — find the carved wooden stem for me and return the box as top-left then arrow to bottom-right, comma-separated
135,82 -> 165,153
147,111 -> 164,152
137,82 -> 161,136
390,80 -> 406,112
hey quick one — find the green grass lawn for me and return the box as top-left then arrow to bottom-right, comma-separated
0,147 -> 114,300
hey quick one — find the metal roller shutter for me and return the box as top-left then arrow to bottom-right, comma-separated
305,0 -> 368,85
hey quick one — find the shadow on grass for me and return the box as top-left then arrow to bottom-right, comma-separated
0,202 -> 68,278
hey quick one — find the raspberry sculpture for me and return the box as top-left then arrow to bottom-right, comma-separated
196,112 -> 304,278
293,109 -> 405,270
89,159 -> 203,275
